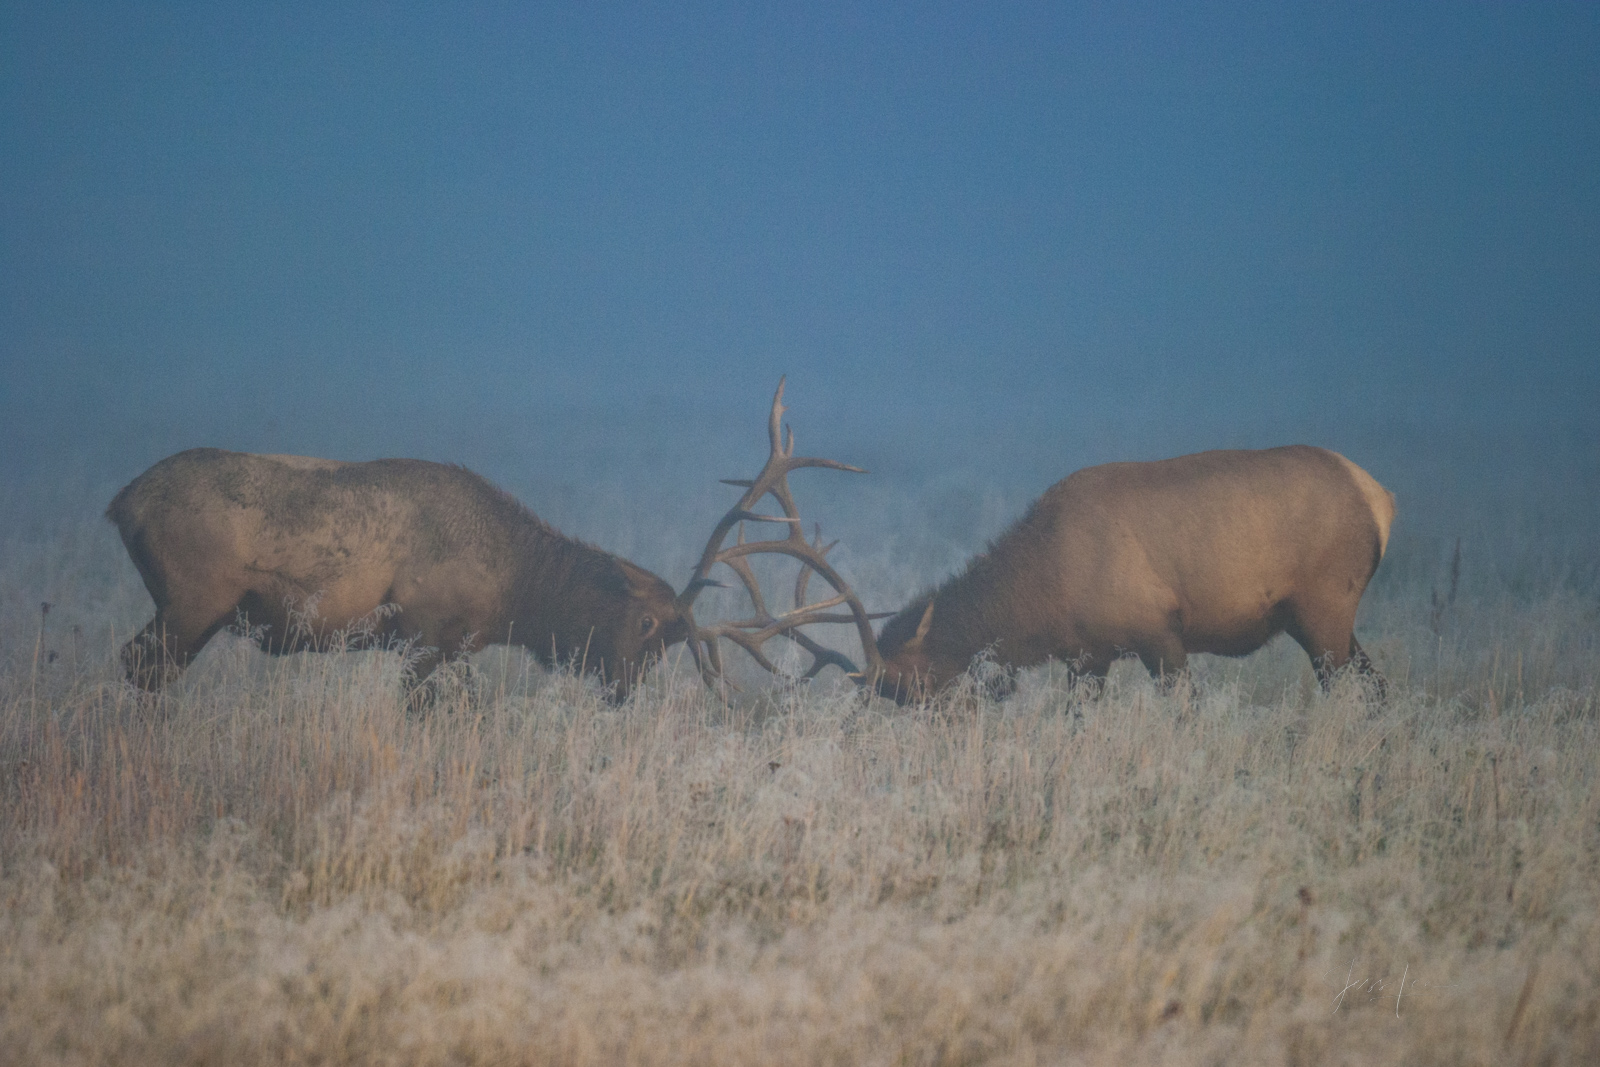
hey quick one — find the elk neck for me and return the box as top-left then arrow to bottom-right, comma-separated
503,521 -> 635,648
884,512 -> 1062,671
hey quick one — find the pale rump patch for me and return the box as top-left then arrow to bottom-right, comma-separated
1333,452 -> 1395,556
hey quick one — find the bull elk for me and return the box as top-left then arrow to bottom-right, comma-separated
108,451 -> 689,700
683,385 -> 1395,704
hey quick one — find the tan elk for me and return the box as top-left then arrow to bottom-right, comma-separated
108,450 -> 689,700
680,385 -> 1394,704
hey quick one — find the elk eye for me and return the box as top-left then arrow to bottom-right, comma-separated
638,615 -> 658,638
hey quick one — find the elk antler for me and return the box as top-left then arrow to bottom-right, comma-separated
676,378 -> 888,689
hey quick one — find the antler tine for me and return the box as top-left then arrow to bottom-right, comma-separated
788,629 -> 860,679
698,610 -> 860,676
681,380 -> 836,603
794,522 -> 838,609
678,377 -> 887,689
713,533 -> 877,645
719,539 -> 772,621
696,622 -> 786,678
768,376 -> 788,456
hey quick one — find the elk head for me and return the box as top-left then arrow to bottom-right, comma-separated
593,559 -> 692,699
869,596 -> 943,702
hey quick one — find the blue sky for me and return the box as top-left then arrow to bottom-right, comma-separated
3,2 -> 1597,489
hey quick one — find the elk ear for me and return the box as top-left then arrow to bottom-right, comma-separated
904,599 -> 935,649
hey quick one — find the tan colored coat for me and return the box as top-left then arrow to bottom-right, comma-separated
875,446 -> 1394,700
108,449 -> 687,700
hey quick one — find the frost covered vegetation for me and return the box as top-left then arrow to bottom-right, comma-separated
1,469 -> 1598,1066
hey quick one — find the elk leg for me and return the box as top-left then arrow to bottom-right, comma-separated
1348,635 -> 1388,700
122,615 -> 179,690
1134,635 -> 1189,690
385,605 -> 447,689
1286,602 -> 1369,693
1052,650 -> 1110,698
400,644 -> 444,685
121,602 -> 237,690
119,541 -> 241,688
397,646 -> 453,713
397,622 -> 481,709
965,658 -> 1017,701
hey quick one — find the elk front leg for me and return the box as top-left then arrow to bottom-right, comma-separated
1134,634 -> 1189,691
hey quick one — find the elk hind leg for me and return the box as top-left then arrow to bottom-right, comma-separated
121,601 -> 238,691
1287,600 -> 1382,698
122,615 -> 181,690
117,528 -> 251,689
1347,635 -> 1387,701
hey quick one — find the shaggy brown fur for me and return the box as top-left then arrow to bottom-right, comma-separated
874,446 -> 1394,701
108,449 -> 687,701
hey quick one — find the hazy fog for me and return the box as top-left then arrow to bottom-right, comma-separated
3,3 -> 1597,594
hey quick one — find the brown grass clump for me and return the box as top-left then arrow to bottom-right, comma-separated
1,516 -> 1597,1065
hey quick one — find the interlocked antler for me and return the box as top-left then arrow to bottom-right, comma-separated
676,378 -> 888,688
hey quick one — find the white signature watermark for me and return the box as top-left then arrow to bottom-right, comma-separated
1327,959 -> 1417,1016
1322,959 -> 1473,1016
1320,955 -> 1540,1041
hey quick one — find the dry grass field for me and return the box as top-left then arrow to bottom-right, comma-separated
1,484 -> 1597,1066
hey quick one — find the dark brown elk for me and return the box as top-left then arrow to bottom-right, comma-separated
681,386 -> 1394,704
107,449 -> 689,700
